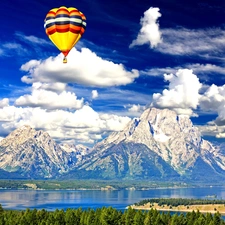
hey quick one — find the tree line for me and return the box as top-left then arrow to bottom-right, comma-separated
0,179 -> 187,190
135,198 -> 225,207
0,204 -> 224,225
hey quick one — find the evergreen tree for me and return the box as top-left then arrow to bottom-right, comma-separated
46,213 -> 55,225
93,208 -> 101,225
143,211 -> 151,225
177,213 -> 187,225
193,214 -> 206,225
186,211 -> 197,225
125,207 -> 135,225
80,211 -> 88,225
208,221 -> 214,225
36,209 -> 48,223
53,209 -> 65,225
86,209 -> 95,225
133,210 -> 144,225
213,212 -> 222,225
154,214 -> 164,225
0,205 -> 4,225
170,214 -> 180,225
65,209 -> 79,225
100,206 -> 121,225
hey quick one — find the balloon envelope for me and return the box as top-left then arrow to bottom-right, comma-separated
44,6 -> 86,63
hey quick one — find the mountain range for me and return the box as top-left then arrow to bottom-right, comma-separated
0,107 -> 225,182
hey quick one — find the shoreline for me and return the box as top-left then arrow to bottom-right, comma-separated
130,203 -> 225,215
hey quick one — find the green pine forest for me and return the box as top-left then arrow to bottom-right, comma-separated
0,204 -> 224,225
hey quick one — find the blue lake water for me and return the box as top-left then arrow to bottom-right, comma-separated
1,186 -> 225,211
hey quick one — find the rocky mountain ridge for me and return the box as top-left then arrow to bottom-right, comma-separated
0,125 -> 90,178
0,108 -> 225,181
69,108 -> 225,181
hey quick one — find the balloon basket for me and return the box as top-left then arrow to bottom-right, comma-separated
63,57 -> 67,63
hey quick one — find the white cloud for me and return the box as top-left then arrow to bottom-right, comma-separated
216,132 -> 225,138
92,90 -> 98,99
99,113 -> 131,131
3,43 -> 22,49
141,67 -> 176,77
0,98 -> 9,108
0,105 -> 131,144
200,84 -> 225,126
0,42 -> 28,57
128,104 -> 143,113
21,48 -> 139,87
123,104 -> 146,117
152,69 -> 202,116
32,82 -> 67,92
14,88 -> 84,110
130,7 -> 162,48
200,84 -> 225,112
157,28 -> 225,57
198,122 -> 225,139
15,32 -> 51,46
141,63 -> 225,77
188,63 -> 225,75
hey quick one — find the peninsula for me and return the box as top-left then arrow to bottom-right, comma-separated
131,198 -> 225,215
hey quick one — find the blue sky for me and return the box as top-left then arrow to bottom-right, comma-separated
1,0 -> 225,145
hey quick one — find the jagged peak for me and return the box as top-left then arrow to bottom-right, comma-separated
14,124 -> 35,133
0,125 -> 51,147
140,107 -> 177,121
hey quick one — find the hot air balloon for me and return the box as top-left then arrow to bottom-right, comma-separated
44,6 -> 86,63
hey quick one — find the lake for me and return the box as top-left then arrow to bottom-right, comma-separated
0,186 -> 225,211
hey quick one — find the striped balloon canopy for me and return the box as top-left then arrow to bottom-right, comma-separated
44,6 -> 86,63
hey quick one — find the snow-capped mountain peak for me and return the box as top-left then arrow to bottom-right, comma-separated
0,125 -> 88,178
92,107 -> 224,177
0,125 -> 36,147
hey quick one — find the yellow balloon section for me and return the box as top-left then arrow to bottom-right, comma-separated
44,6 -> 86,63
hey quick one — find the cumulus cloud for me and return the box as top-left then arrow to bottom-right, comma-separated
92,90 -> 98,99
122,104 -> 146,117
128,104 -> 143,113
200,84 -> 225,126
130,7 -> 162,48
99,113 -> 131,132
21,48 -> 139,87
152,69 -> 202,116
200,84 -> 225,112
14,87 -> 84,110
32,82 -> 67,92
0,98 -> 9,108
0,105 -> 131,144
198,122 -> 225,139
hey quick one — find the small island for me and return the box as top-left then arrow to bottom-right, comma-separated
131,198 -> 225,215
